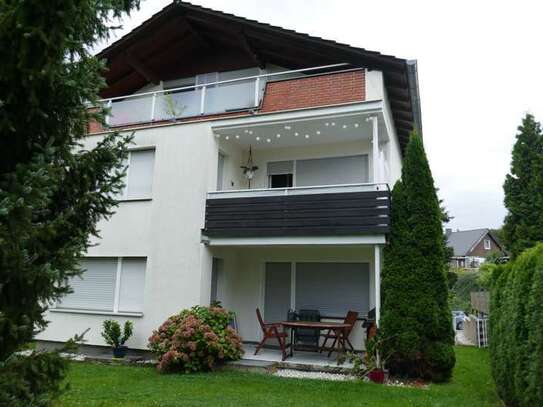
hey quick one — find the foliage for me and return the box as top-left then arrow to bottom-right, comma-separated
344,334 -> 395,380
0,0 -> 139,404
446,270 -> 458,289
0,334 -> 84,407
381,132 -> 455,382
59,347 -> 500,406
502,114 -> 543,258
101,320 -> 133,348
148,306 -> 243,373
490,244 -> 543,406
449,269 -> 485,312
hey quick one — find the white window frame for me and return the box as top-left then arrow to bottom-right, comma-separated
51,257 -> 145,317
120,146 -> 156,201
484,239 -> 491,250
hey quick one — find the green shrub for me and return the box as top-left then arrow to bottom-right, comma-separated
381,133 -> 455,382
490,244 -> 543,406
148,306 -> 243,373
101,320 -> 133,348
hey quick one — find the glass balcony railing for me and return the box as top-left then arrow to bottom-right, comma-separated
98,63 -> 350,128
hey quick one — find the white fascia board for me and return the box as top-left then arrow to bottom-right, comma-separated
210,100 -> 384,131
202,235 -> 386,247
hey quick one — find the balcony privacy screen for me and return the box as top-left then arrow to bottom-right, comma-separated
295,262 -> 369,317
264,262 -> 292,323
295,155 -> 369,186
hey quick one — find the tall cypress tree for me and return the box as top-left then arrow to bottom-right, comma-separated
380,133 -> 455,382
503,114 -> 543,258
0,1 -> 139,404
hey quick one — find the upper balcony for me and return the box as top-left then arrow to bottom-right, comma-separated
201,99 -> 396,242
87,64 -> 368,133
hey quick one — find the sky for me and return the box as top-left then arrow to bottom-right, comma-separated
98,0 -> 543,231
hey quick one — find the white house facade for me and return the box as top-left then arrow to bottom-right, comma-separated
37,2 -> 422,351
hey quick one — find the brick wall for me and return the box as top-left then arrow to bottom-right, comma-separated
260,70 -> 365,113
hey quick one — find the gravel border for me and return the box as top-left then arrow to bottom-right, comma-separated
274,369 -> 356,381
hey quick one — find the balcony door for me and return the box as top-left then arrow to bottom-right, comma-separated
264,262 -> 370,321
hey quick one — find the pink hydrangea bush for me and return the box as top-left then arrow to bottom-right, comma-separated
148,305 -> 243,373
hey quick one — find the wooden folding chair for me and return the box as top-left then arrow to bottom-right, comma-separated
320,310 -> 359,356
254,308 -> 289,360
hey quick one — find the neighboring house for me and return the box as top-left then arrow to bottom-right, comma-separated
446,228 -> 505,269
37,1 -> 422,351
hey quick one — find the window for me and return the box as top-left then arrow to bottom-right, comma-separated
122,149 -> 155,200
264,263 -> 292,322
484,239 -> 491,250
267,161 -> 294,188
296,263 -> 369,317
210,258 -> 223,304
57,257 -> 146,314
296,155 -> 369,186
264,262 -> 370,321
265,155 -> 369,189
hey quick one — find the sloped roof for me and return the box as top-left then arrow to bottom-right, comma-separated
447,229 -> 490,256
96,1 -> 422,153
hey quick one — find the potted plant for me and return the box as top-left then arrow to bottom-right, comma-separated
341,335 -> 391,384
364,335 -> 392,384
101,320 -> 133,358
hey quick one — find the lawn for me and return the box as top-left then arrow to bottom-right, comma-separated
59,346 -> 500,406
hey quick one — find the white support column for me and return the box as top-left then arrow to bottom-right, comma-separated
366,116 -> 380,183
374,244 -> 381,327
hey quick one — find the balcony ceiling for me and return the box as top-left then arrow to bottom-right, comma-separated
214,113 -> 387,150
97,1 -> 420,153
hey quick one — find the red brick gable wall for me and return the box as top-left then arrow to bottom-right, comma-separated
469,233 -> 503,257
260,70 -> 365,113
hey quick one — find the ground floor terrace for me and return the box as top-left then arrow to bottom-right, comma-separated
206,240 -> 383,356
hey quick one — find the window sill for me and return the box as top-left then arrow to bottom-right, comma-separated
50,308 -> 144,318
117,197 -> 152,203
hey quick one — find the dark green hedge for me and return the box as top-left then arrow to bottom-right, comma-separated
490,244 -> 543,406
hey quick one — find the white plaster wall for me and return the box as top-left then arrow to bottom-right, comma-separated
365,69 -> 403,185
37,104 -> 395,350
365,70 -> 385,101
217,138 -> 245,191
38,122 -> 221,349
382,89 -> 403,184
211,245 -> 376,350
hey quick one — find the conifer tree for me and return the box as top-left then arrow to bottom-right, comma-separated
380,133 -> 455,382
0,1 -> 139,404
503,114 -> 543,258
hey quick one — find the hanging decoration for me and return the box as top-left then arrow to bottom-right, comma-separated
241,145 -> 258,189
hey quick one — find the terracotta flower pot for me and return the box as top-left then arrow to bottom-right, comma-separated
368,369 -> 385,383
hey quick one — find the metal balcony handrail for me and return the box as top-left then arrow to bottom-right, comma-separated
97,63 -> 352,104
207,182 -> 390,199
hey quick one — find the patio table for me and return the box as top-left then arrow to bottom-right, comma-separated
281,321 -> 351,358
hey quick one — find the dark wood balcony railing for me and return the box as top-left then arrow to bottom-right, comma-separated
203,184 -> 390,238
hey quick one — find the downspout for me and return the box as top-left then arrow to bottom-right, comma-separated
406,60 -> 423,138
